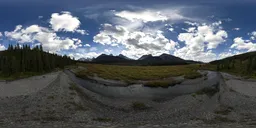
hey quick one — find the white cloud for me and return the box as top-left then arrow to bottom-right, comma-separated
50,11 -> 86,34
249,31 -> 256,40
0,44 -> 6,51
233,28 -> 240,31
231,37 -> 256,51
89,47 -> 97,52
93,20 -> 228,62
93,23 -> 128,46
84,44 -> 91,47
205,30 -> 228,49
115,9 -> 186,23
104,49 -> 112,53
218,51 -> 241,59
174,47 -> 217,62
5,25 -> 80,52
4,12 -> 88,52
75,29 -> 88,35
184,21 -> 199,26
174,23 -> 228,62
93,24 -> 178,59
212,21 -> 222,27
218,52 -> 233,59
69,52 -> 101,60
168,28 -> 174,32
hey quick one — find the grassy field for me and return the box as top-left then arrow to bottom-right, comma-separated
74,63 -> 205,82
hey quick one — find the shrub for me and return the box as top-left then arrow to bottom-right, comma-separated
132,102 -> 147,110
144,80 -> 181,88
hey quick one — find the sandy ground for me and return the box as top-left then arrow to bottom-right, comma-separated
0,70 -> 256,127
0,72 -> 59,97
222,73 -> 256,97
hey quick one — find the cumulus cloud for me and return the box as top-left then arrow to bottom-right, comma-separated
249,31 -> 256,40
4,12 -> 88,52
175,48 -> 217,62
93,24 -> 128,46
174,22 -> 228,62
231,37 -> 256,51
5,25 -> 81,52
104,49 -> 112,53
67,47 -> 103,60
69,52 -> 101,60
93,18 -> 228,62
84,44 -> 91,47
218,51 -> 241,59
50,11 -> 87,35
93,24 -> 177,59
0,44 -> 6,51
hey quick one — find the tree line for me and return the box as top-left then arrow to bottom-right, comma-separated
215,56 -> 256,74
0,44 -> 75,76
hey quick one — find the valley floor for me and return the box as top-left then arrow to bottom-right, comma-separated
1,70 -> 256,128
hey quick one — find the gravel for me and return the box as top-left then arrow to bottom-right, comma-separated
0,71 -> 256,127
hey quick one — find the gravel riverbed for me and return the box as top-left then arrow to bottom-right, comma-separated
0,71 -> 256,128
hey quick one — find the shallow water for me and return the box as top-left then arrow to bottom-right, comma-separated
65,70 -> 220,99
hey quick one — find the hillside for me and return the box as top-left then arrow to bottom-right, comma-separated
210,51 -> 256,77
92,54 -> 132,63
137,53 -> 188,65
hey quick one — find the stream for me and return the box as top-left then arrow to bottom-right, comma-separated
65,70 -> 220,99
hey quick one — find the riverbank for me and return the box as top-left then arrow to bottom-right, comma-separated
1,70 -> 256,127
73,64 -> 204,87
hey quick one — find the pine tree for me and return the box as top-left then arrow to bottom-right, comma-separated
0,43 -> 75,76
247,57 -> 253,73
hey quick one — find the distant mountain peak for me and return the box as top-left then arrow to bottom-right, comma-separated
78,57 -> 92,62
138,54 -> 153,60
91,53 -> 200,65
118,54 -> 132,60
160,53 -> 170,56
93,54 -> 132,63
118,54 -> 125,57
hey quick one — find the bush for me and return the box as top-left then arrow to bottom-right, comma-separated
184,72 -> 202,79
132,102 -> 147,110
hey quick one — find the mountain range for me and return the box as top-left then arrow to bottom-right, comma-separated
79,53 -> 201,65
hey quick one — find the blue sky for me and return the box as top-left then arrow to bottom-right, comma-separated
0,0 -> 256,62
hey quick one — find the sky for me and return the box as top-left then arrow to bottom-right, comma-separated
0,0 -> 256,62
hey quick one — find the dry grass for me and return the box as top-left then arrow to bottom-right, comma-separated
68,102 -> 87,111
75,63 -> 203,82
214,107 -> 234,115
132,102 -> 148,110
92,117 -> 112,122
184,72 -> 203,79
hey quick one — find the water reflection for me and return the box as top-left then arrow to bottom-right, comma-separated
65,70 -> 219,99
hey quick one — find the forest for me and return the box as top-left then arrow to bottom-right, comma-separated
211,51 -> 256,77
0,44 -> 75,77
